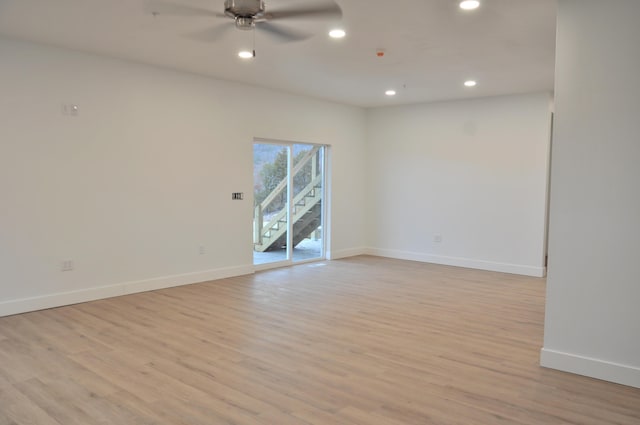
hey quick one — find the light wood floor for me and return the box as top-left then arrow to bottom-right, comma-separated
1,256 -> 639,424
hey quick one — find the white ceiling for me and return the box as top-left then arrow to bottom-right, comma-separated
0,0 -> 557,107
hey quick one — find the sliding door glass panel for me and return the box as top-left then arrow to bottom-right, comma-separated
291,144 -> 324,262
253,143 -> 289,265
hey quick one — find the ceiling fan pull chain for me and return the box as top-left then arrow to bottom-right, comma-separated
253,27 -> 256,57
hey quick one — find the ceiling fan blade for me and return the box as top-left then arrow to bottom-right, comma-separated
265,1 -> 342,21
258,22 -> 311,42
186,24 -> 233,42
144,0 -> 225,18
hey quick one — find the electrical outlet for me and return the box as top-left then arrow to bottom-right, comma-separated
199,245 -> 206,255
433,234 -> 442,243
60,260 -> 74,271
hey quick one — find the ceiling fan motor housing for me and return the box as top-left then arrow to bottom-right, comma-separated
224,0 -> 265,30
224,0 -> 265,18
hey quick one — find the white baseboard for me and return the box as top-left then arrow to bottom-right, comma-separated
0,265 -> 254,318
327,247 -> 368,260
365,248 -> 546,277
541,348 -> 640,389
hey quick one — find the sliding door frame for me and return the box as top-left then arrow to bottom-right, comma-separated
253,138 -> 329,271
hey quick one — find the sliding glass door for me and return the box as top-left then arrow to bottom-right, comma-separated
253,141 -> 325,267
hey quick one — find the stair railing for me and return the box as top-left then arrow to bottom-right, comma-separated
254,146 -> 321,246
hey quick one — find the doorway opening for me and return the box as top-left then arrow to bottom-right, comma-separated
253,141 -> 327,268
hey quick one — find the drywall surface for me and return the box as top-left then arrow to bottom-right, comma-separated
366,93 -> 551,276
0,37 -> 367,315
542,0 -> 640,388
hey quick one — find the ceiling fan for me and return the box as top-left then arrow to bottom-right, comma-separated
145,0 -> 343,43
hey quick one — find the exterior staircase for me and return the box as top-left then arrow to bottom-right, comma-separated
254,147 -> 323,252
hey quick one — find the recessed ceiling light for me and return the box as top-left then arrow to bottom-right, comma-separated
464,80 -> 477,87
460,0 -> 480,10
238,50 -> 253,59
329,29 -> 346,39
385,90 -> 397,96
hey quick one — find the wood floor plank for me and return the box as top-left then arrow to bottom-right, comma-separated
0,255 -> 639,424
0,375 -> 62,425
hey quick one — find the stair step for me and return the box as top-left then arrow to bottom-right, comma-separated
256,184 -> 322,252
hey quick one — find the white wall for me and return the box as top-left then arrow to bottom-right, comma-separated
366,93 -> 552,277
541,0 -> 640,388
0,37 -> 367,316
0,37 -> 555,318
